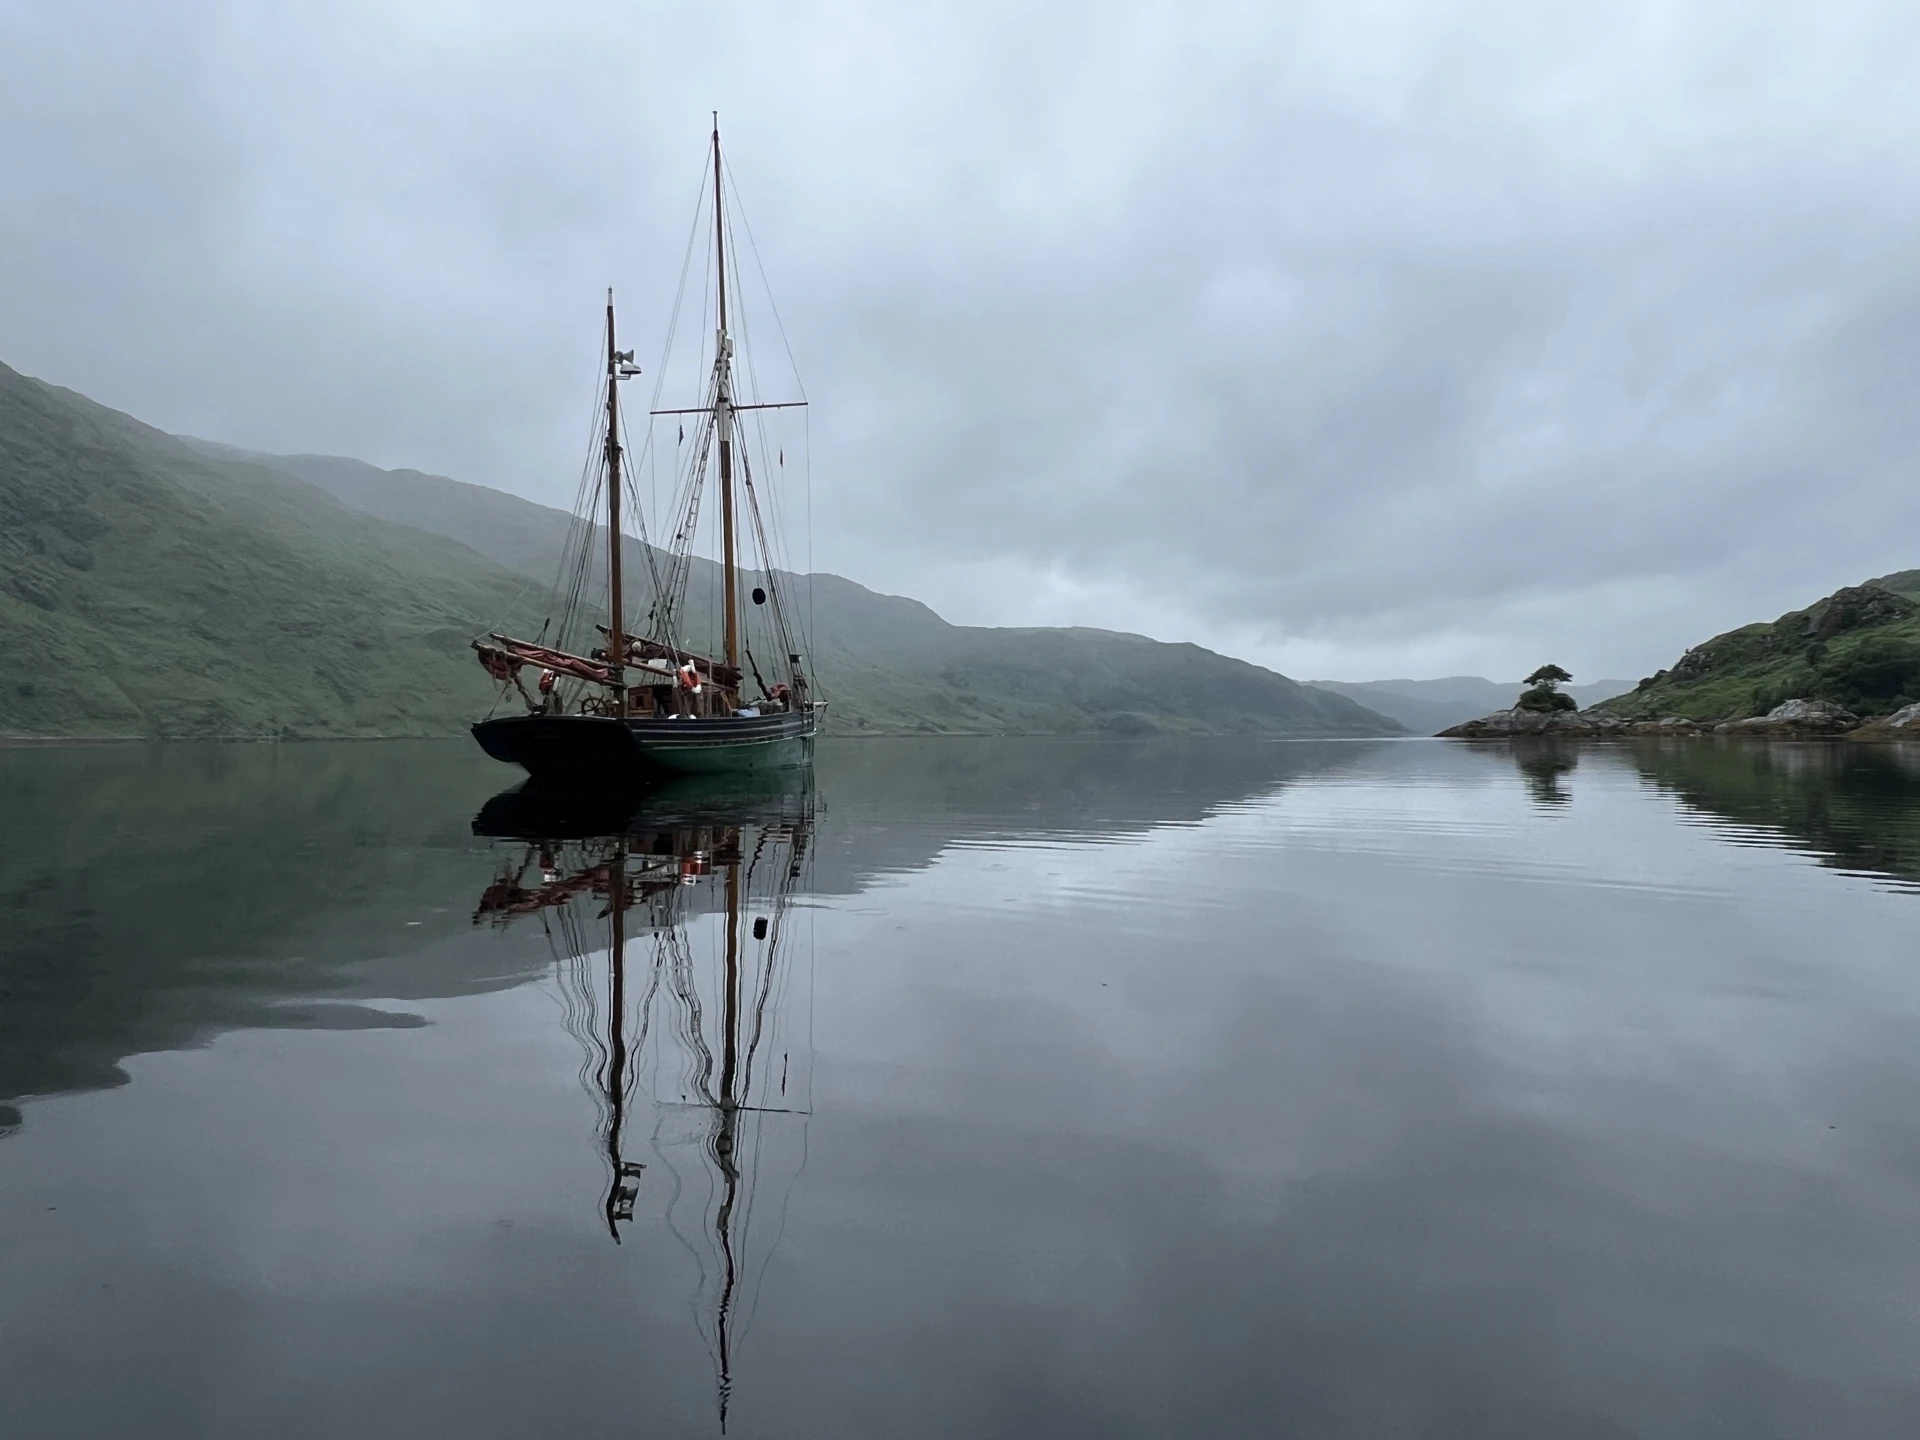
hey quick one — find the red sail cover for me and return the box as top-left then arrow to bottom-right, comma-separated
474,635 -> 612,688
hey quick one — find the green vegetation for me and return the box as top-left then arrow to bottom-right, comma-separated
2,363 -> 1401,739
1594,582 -> 1920,723
1516,663 -> 1577,713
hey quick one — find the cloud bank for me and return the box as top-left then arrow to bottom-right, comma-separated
3,1 -> 1917,680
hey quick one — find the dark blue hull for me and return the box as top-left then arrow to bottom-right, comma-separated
471,708 -> 817,780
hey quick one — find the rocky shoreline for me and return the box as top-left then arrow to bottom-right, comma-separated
1439,698 -> 1920,740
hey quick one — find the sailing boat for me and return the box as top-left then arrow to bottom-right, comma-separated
472,120 -> 820,780
473,777 -> 815,1431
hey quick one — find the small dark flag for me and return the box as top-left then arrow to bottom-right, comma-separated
778,448 -> 784,465
677,424 -> 684,445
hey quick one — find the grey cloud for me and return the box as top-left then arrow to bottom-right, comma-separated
3,1 -> 1918,679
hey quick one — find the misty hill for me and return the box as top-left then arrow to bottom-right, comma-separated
186,439 -> 1402,739
1307,677 -> 1633,734
0,363 -> 532,738
0,361 -> 1400,739
1593,577 -> 1920,723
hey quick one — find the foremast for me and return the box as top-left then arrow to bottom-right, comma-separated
604,292 -> 632,717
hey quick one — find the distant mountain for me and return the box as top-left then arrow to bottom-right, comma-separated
1306,677 -> 1634,734
1592,578 -> 1920,723
0,361 -> 1402,739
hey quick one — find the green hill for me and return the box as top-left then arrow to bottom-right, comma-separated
2,363 -> 1400,739
1593,578 -> 1920,722
0,364 -> 534,738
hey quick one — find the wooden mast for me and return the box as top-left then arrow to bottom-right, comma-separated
604,291 -> 628,717
713,115 -> 740,687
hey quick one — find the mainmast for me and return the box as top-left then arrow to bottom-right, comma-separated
712,116 -> 740,683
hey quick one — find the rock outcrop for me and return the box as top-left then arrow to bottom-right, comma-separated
1440,697 -> 1880,740
1439,709 -> 1626,738
1800,585 -> 1915,642
1718,698 -> 1859,735
1845,700 -> 1920,741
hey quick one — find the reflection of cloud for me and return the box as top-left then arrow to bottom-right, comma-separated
9,739 -> 1920,1430
803,939 -> 1920,1434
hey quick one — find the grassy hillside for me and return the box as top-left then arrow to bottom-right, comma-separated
1594,580 -> 1920,722
185,440 -> 581,583
193,440 -> 1403,738
1,364 -> 535,737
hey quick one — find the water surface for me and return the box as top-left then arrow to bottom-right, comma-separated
3,737 -> 1919,1437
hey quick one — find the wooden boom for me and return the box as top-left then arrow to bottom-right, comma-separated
594,626 -> 744,690
476,630 -> 741,695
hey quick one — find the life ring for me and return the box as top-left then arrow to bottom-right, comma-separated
677,664 -> 702,694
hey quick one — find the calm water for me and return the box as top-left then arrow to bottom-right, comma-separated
4,737 -> 1920,1437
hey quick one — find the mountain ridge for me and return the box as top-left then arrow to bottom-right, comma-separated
182,434 -> 1403,738
0,361 -> 1403,740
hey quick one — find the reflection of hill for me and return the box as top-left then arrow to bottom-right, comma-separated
1,737 -> 1385,1126
476,737 -> 1391,894
0,742 -> 555,1127
1626,740 -> 1920,888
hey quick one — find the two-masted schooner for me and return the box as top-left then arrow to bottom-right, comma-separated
472,121 -> 819,779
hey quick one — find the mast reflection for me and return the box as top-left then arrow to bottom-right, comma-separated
474,776 -> 815,1430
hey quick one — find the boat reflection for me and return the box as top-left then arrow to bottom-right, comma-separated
474,774 -> 815,1430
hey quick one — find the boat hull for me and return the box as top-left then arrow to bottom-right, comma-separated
471,709 -> 817,780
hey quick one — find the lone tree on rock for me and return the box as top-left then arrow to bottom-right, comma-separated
1517,664 -> 1577,713
1525,664 -> 1572,691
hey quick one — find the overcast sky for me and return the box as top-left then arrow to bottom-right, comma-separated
3,1 -> 1917,682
